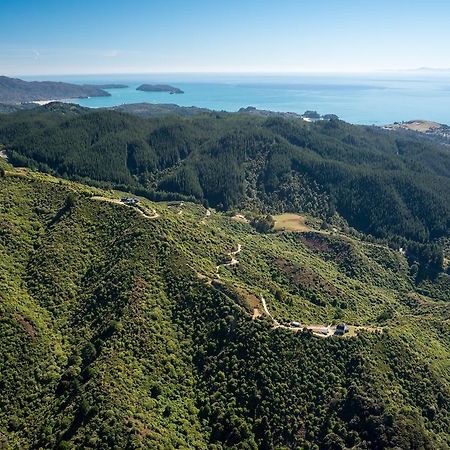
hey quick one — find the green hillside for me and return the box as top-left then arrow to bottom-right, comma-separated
1,105 -> 449,277
0,76 -> 110,104
1,160 -> 449,449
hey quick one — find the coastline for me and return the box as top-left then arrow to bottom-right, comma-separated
64,74 -> 450,125
32,99 -> 60,106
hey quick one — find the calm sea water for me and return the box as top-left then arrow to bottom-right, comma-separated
26,73 -> 450,125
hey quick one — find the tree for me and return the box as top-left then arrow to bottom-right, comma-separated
251,215 -> 274,233
65,193 -> 77,209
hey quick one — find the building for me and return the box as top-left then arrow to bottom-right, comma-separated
335,323 -> 349,335
121,197 -> 139,206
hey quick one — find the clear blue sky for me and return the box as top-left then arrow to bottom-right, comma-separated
1,0 -> 450,75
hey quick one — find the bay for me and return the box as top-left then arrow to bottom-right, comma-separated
27,72 -> 450,125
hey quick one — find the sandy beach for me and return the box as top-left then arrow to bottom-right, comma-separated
32,100 -> 59,105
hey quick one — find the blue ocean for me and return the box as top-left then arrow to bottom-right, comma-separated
26,73 -> 450,125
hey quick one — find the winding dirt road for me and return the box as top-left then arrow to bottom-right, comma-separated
216,244 -> 242,278
260,295 -> 280,326
91,196 -> 160,219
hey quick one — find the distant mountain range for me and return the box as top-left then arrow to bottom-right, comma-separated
0,76 -> 111,103
0,101 -> 209,117
0,100 -> 340,122
413,67 -> 450,72
110,102 -> 209,116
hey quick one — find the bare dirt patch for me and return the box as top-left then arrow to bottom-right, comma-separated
231,214 -> 249,224
252,308 -> 263,319
15,314 -> 36,338
273,258 -> 339,296
235,287 -> 261,310
298,233 -> 333,253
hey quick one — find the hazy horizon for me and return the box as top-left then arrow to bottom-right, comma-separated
12,68 -> 450,82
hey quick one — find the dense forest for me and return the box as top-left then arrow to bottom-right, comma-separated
0,102 -> 449,274
0,160 -> 449,449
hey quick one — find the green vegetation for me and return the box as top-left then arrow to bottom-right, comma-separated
1,104 -> 449,276
250,214 -> 275,233
0,162 -> 449,449
136,84 -> 184,94
0,76 -> 110,103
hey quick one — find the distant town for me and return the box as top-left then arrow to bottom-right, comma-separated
383,119 -> 450,144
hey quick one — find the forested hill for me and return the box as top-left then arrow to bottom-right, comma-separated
1,160 -> 449,449
1,103 -> 449,272
136,84 -> 184,94
0,76 -> 110,103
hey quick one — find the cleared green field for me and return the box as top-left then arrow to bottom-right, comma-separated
273,213 -> 311,232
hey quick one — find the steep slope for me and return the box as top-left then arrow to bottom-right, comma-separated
0,162 -> 449,449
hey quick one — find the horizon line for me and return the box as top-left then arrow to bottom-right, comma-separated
6,67 -> 450,78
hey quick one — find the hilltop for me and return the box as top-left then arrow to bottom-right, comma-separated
384,120 -> 450,145
0,76 -> 111,104
0,158 -> 449,448
110,102 -> 211,117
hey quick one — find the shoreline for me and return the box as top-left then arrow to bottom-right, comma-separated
32,99 -> 60,106
6,100 -> 449,131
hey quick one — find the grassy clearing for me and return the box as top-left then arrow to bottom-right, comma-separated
273,213 -> 311,232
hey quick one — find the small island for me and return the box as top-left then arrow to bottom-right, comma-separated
136,84 -> 184,94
